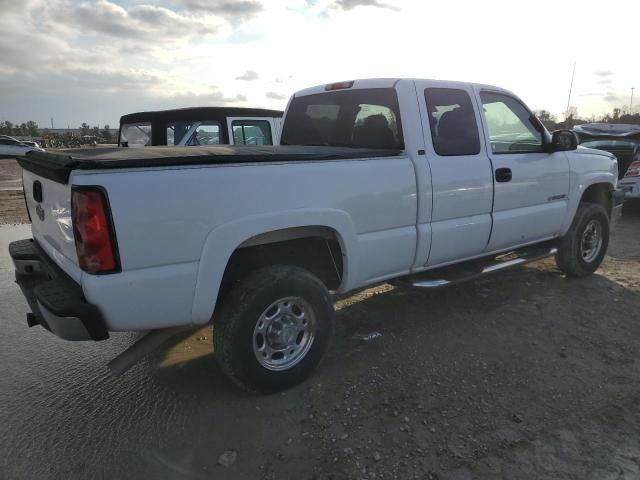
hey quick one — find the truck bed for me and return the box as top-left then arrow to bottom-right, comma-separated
18,145 -> 402,183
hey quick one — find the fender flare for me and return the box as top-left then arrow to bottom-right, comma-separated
560,172 -> 617,235
190,208 -> 358,324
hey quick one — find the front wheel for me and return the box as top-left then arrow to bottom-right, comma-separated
214,266 -> 334,394
555,202 -> 610,277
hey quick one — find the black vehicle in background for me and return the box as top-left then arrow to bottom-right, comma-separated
573,123 -> 640,179
118,107 -> 283,148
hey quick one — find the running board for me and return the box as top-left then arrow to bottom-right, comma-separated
404,243 -> 558,289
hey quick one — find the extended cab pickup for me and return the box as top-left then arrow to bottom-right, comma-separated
10,78 -> 624,393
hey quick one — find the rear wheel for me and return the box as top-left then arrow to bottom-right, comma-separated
214,265 -> 334,394
555,202 -> 609,277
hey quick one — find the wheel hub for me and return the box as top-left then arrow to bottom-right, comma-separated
267,316 -> 298,349
580,219 -> 603,263
253,297 -> 316,371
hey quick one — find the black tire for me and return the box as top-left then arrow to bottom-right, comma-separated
555,202 -> 610,277
214,265 -> 334,394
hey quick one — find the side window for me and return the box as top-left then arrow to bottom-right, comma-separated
120,123 -> 151,147
480,92 -> 543,154
167,121 -> 196,146
187,122 -> 220,146
232,120 -> 273,145
424,88 -> 481,156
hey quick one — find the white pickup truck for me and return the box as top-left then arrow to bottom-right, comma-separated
10,78 -> 624,393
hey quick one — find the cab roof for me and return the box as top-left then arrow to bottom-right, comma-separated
293,78 -> 515,98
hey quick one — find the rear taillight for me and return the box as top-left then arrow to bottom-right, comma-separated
624,160 -> 640,177
71,187 -> 120,273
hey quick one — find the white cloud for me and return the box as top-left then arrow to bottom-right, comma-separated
0,0 -> 638,127
236,70 -> 259,81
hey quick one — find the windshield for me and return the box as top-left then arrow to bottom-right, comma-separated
281,88 -> 404,149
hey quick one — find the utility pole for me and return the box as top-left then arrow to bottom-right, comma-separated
631,87 -> 635,112
565,61 -> 576,116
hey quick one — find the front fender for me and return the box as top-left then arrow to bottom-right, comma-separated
560,171 -> 617,235
190,208 -> 358,324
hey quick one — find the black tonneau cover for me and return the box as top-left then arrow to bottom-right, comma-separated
18,145 -> 402,184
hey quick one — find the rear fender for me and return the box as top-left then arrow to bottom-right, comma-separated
190,208 -> 357,324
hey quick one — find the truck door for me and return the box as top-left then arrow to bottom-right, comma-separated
475,89 -> 570,251
415,81 -> 494,266
226,117 -> 279,145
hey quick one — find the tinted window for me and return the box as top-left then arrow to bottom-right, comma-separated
424,88 -> 480,156
480,92 -> 543,154
232,120 -> 272,145
281,88 -> 403,149
186,122 -> 221,146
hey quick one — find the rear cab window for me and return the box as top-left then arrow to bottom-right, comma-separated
281,88 -> 404,149
424,88 -> 481,156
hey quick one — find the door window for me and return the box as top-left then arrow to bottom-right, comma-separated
480,92 -> 543,154
232,120 -> 272,145
424,88 -> 481,156
186,122 -> 221,146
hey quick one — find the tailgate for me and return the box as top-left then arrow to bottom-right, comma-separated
22,169 -> 80,279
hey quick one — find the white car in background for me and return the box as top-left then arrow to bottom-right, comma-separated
0,135 -> 43,158
619,155 -> 640,200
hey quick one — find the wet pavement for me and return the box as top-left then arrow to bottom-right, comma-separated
0,224 -> 305,480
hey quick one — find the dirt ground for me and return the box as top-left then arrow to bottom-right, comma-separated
0,159 -> 26,224
1,156 -> 639,479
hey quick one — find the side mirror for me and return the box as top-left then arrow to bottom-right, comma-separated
547,130 -> 578,152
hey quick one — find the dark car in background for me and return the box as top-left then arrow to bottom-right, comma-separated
573,123 -> 640,179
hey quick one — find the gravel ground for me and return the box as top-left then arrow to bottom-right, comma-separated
1,157 -> 639,479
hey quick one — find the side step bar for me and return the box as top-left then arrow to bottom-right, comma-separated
404,243 -> 558,289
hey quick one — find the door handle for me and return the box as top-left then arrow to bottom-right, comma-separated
495,168 -> 512,183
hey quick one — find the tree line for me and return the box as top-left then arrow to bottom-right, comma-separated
533,108 -> 640,131
0,121 -> 115,146
0,120 -> 112,143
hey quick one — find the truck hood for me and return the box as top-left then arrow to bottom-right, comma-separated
574,145 -> 617,160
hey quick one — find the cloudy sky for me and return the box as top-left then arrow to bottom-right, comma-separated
0,0 -> 638,128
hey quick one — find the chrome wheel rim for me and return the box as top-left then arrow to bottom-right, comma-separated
253,297 -> 315,371
580,219 -> 603,263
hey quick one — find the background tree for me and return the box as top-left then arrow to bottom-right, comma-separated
26,120 -> 39,136
91,126 -> 100,138
101,124 -> 112,142
80,123 -> 91,136
533,110 -> 557,130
